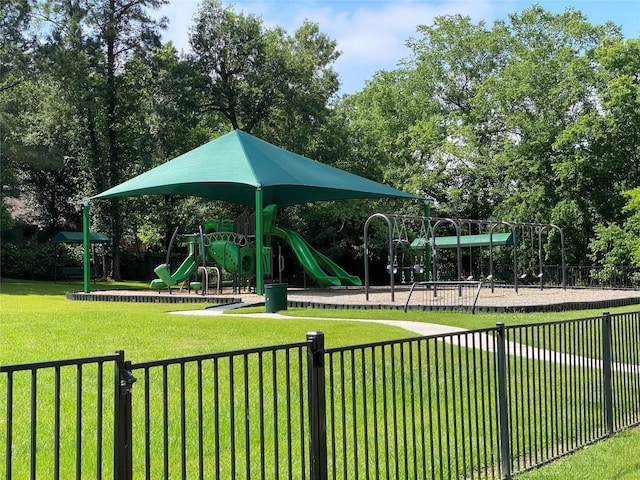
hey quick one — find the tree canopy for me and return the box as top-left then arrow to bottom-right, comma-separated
2,1 -> 639,279
342,7 -> 639,265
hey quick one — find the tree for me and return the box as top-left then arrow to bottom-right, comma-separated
1,0 -> 36,235
188,0 -> 354,268
114,43 -> 212,250
189,0 -> 340,142
589,187 -> 640,284
33,0 -> 168,278
342,15 -> 511,219
0,0 -> 33,94
8,78 -> 85,236
340,6 -> 636,266
487,7 -> 617,258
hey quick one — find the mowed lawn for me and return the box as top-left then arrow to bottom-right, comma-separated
2,279 -> 640,479
0,279 -> 413,365
5,279 -> 639,365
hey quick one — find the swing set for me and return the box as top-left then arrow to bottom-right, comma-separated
363,213 -> 566,302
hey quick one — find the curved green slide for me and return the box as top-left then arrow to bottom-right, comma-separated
150,255 -> 199,289
272,227 -> 362,287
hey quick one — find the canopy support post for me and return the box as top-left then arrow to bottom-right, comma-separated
255,188 -> 264,295
81,199 -> 91,294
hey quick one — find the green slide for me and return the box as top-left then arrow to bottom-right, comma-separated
313,248 -> 362,286
206,241 -> 255,276
273,227 -> 362,287
150,255 -> 199,289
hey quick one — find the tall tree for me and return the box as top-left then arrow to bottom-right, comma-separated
1,0 -> 36,234
0,0 -> 33,94
341,6 -> 633,265
486,7 -> 622,262
342,15 -> 510,219
189,0 -> 340,144
116,43 -> 210,250
36,0 -> 168,278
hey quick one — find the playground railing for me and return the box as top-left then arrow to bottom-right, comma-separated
404,280 -> 484,314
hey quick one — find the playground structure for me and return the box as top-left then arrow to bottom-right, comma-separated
150,204 -> 362,293
364,213 -> 566,301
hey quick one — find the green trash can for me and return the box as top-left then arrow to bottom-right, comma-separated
265,283 -> 288,313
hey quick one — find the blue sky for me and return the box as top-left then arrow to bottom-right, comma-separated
157,1 -> 640,95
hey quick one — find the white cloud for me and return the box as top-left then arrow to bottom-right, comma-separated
286,1 -> 496,92
156,0 -> 200,52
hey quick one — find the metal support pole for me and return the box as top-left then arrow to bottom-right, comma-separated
307,332 -> 328,480
538,226 -> 544,291
114,351 -> 135,480
602,311 -> 614,436
496,322 -> 511,479
255,188 -> 264,295
423,199 -> 432,281
363,213 -> 394,301
81,199 -> 91,294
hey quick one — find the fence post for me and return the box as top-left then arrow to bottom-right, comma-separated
496,322 -> 511,479
307,332 -> 328,480
602,311 -> 614,436
114,351 -> 136,480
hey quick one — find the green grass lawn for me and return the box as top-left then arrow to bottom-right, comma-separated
234,301 -> 640,330
3,278 -> 632,364
2,279 -> 639,479
0,279 -> 413,364
517,426 -> 640,479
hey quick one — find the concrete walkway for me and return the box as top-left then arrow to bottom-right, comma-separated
171,304 -> 467,336
173,306 -> 640,373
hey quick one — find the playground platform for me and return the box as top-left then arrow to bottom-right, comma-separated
66,285 -> 640,314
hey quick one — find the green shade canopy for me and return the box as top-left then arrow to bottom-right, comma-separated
51,231 -> 110,244
91,130 -> 419,207
411,233 -> 514,249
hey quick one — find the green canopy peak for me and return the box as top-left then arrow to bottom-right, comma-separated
91,130 -> 419,207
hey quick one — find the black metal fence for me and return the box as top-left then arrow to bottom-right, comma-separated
0,352 -> 122,479
2,312 -> 640,479
567,265 -> 640,288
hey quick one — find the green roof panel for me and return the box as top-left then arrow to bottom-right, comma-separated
411,232 -> 513,249
92,130 -> 419,208
51,231 -> 110,244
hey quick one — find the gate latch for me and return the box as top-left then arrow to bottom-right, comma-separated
119,369 -> 137,395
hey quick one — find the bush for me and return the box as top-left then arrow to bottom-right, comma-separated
0,243 -> 79,280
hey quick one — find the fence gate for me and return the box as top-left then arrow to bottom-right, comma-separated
0,351 -> 134,480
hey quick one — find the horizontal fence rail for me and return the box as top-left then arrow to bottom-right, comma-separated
2,312 -> 640,479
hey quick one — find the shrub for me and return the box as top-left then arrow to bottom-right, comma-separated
0,243 -> 79,280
